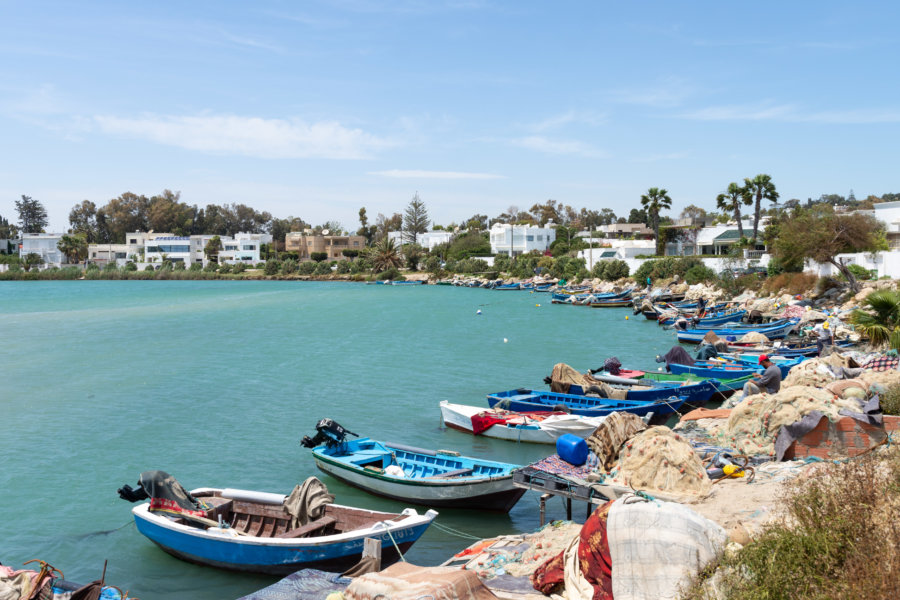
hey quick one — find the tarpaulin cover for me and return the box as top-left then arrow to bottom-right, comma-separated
607,494 -> 727,600
345,562 -> 498,600
138,470 -> 210,518
237,569 -> 350,600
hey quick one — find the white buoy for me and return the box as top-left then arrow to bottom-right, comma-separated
503,338 -> 508,343
658,367 -> 663,371
476,309 -> 482,315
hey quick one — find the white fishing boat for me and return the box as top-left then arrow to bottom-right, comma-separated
439,400 -> 606,444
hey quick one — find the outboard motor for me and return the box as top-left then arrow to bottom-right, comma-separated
301,418 -> 358,448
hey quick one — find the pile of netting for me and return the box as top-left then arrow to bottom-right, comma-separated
782,353 -> 861,388
604,426 -> 712,497
723,386 -> 864,456
739,331 -> 770,343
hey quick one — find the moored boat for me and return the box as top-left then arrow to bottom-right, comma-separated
487,389 -> 687,417
118,470 -> 436,574
302,420 -> 525,512
439,400 -> 606,444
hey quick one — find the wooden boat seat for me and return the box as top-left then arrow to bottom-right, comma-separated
274,516 -> 338,539
426,468 -> 473,479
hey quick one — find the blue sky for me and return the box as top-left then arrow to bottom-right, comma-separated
1,1 -> 898,233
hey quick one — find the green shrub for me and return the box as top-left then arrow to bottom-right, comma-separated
218,263 -> 233,274
124,262 -> 137,272
203,262 -> 218,273
591,261 -> 608,280
603,260 -> 629,281
310,252 -> 328,262
846,263 -> 876,281
314,261 -> 332,275
264,260 -> 280,276
144,265 -> 155,272
336,260 -> 351,274
232,262 -> 247,273
281,258 -> 298,275
683,447 -> 900,599
880,384 -> 900,416
189,262 -> 202,271
376,267 -> 403,281
174,261 -> 186,270
685,263 -> 717,285
297,261 -> 316,275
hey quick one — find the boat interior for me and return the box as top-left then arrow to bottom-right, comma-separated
172,490 -> 406,539
329,440 -> 508,479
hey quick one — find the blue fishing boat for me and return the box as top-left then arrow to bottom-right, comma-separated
688,317 -> 793,331
303,421 -> 525,512
533,283 -> 554,292
668,357 -> 802,380
559,376 -> 719,406
486,389 -> 687,417
494,282 -> 522,290
675,319 -> 799,343
658,308 -> 744,327
119,472 -> 435,575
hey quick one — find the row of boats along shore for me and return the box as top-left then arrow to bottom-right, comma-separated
16,282 -> 866,598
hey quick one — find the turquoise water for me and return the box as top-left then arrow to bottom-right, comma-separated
0,281 -> 679,599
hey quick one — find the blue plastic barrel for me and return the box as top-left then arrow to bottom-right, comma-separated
557,434 -> 588,466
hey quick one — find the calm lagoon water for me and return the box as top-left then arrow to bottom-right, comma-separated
0,281 -> 678,599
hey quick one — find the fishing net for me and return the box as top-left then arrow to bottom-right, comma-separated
782,353 -> 860,388
606,426 -> 712,497
739,332 -> 770,343
723,386 -> 863,456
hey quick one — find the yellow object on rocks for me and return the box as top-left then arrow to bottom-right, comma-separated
722,465 -> 744,478
608,426 -> 712,497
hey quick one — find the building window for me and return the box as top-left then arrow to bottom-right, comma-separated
526,235 -> 534,241
115,252 -> 126,259
353,241 -> 359,246
129,239 -> 137,244
537,235 -> 543,241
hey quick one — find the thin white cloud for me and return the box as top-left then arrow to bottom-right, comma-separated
370,169 -> 505,180
511,136 -> 607,158
681,103 -> 900,124
608,77 -> 694,108
530,110 -> 606,132
92,113 -> 395,159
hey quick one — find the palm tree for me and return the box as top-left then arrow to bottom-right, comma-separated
640,187 -> 672,255
744,174 -> 779,243
371,236 -> 402,272
851,290 -> 900,350
57,233 -> 87,264
716,183 -> 753,239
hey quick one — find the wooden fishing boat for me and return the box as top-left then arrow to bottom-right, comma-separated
562,375 -> 719,406
533,283 -> 554,292
589,298 -> 633,308
675,319 -> 799,344
494,282 -> 522,290
634,371 -> 753,392
658,308 -> 743,326
387,280 -> 425,286
125,482 -> 436,574
439,400 -> 605,444
306,433 -> 525,512
486,389 -> 686,418
667,356 -> 802,380
688,317 -> 793,332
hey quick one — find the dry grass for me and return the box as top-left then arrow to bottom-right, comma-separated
682,446 -> 900,600
761,272 -> 819,296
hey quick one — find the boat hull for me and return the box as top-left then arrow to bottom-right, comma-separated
313,454 -> 525,511
486,390 -> 686,417
132,502 -> 434,575
439,401 -> 604,444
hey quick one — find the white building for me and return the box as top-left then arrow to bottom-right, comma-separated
870,201 -> 900,249
578,239 -> 656,271
137,232 -> 271,265
88,244 -> 130,265
489,223 -> 556,257
387,230 -> 454,250
19,233 -> 66,265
